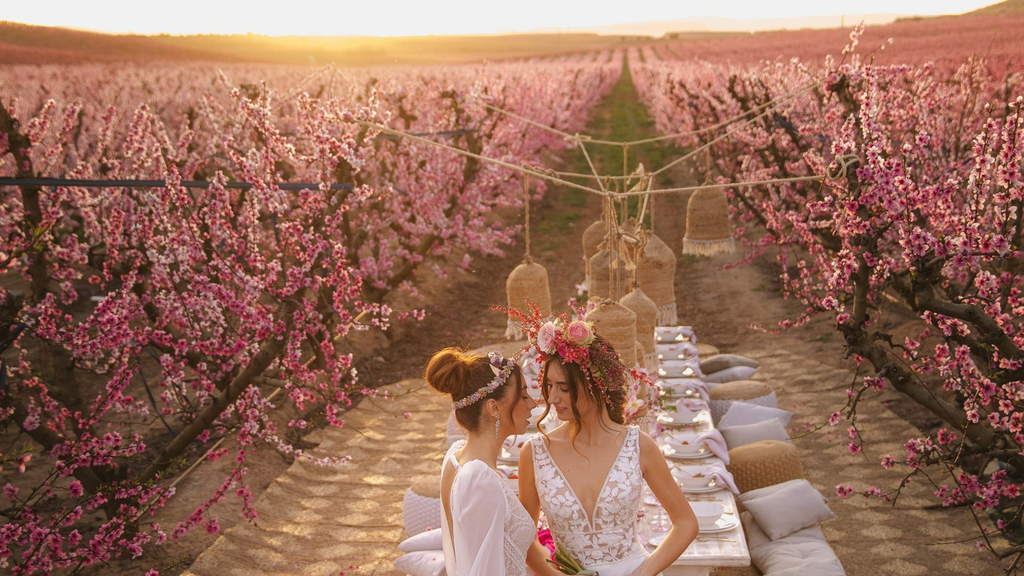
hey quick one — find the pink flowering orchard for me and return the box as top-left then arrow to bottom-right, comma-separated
0,58 -> 619,574
633,25 -> 1024,565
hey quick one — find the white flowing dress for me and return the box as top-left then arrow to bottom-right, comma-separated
531,426 -> 660,576
440,440 -> 535,576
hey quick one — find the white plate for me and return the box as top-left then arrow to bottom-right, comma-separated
497,455 -> 518,464
682,484 -> 724,494
664,447 -> 714,460
699,516 -> 739,534
658,413 -> 704,427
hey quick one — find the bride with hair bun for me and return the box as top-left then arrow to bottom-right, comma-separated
426,347 -> 561,576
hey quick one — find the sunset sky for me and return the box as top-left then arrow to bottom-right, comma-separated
3,0 -> 1001,36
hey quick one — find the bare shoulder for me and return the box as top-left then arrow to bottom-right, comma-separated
636,429 -> 663,458
518,438 -> 535,462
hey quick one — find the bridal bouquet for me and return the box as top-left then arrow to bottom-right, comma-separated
547,542 -> 599,576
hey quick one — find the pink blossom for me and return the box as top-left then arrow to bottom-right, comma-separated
565,320 -> 595,346
537,322 -> 559,354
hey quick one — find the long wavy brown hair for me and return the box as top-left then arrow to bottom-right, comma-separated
536,335 -> 627,446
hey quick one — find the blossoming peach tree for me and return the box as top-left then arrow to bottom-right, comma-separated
633,26 -> 1024,569
0,59 -> 618,574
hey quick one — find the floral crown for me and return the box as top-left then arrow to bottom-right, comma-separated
499,302 -> 626,408
451,352 -> 518,410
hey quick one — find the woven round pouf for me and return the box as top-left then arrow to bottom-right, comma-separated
727,439 -> 805,493
402,476 -> 442,536
695,342 -> 720,359
709,380 -> 777,424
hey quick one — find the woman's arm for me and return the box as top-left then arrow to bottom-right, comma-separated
519,441 -> 562,576
453,461 -> 509,576
629,432 -> 699,576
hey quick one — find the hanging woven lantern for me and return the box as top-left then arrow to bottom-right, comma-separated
620,287 -> 656,353
505,259 -> 552,339
585,300 -> 637,368
581,219 -> 608,289
589,247 -> 629,302
635,233 -> 677,325
682,187 -> 735,256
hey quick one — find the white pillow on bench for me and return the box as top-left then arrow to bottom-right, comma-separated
739,479 -> 836,540
393,550 -> 446,576
742,511 -> 846,576
399,527 -> 443,552
718,402 -> 793,429
719,417 -> 791,448
703,365 -> 757,383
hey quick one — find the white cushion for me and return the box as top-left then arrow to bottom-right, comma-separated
398,527 -> 443,552
739,480 -> 835,540
393,550 -> 447,576
700,354 -> 760,374
741,510 -> 772,550
702,365 -> 757,383
754,533 -> 844,574
742,510 -> 828,550
742,511 -> 845,575
720,418 -> 790,448
718,402 -> 793,429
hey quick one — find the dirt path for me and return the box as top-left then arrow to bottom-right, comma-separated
171,61 -> 1006,576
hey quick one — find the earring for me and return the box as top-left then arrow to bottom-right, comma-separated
494,416 -> 500,439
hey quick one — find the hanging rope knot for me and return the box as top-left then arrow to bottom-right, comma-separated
826,154 -> 861,182
568,132 -> 592,147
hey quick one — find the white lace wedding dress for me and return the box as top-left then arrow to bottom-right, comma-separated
441,440 -> 536,576
531,425 -> 658,576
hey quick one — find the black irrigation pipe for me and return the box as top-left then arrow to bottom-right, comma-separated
0,178 -> 355,191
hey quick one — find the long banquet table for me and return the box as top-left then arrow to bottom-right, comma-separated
645,402 -> 750,576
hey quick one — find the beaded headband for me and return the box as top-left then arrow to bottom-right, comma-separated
451,352 -> 518,410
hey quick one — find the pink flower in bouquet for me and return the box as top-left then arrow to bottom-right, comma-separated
537,528 -> 556,558
566,320 -> 595,347
537,322 -> 559,354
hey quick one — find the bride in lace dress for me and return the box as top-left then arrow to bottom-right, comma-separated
427,348 -> 562,576
517,321 -> 699,576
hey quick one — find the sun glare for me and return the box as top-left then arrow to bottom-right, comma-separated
1,0 -> 1002,36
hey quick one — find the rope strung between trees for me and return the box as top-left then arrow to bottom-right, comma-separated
480,79 -> 818,148
354,120 -> 608,196
650,83 -> 819,178
616,174 -> 826,197
4,77 -> 836,202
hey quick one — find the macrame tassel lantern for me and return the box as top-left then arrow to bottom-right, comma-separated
589,247 -> 629,302
635,233 -> 677,325
505,258 -> 552,339
620,287 -> 658,372
585,300 -> 637,368
682,187 -> 735,256
581,219 -> 608,292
